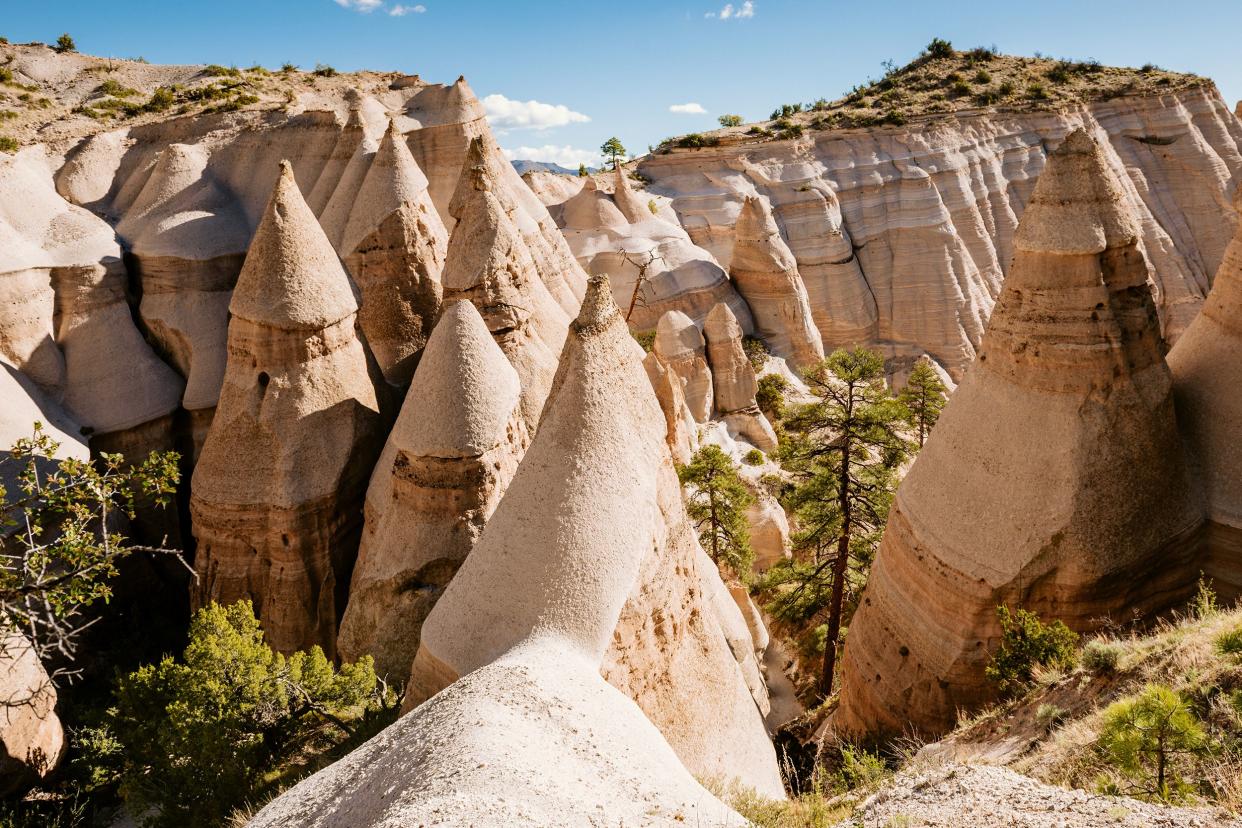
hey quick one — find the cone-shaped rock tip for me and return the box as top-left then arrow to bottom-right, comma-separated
1016,128 -> 1139,255
575,274 -> 619,333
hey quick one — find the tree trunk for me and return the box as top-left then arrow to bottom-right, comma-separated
821,439 -> 852,698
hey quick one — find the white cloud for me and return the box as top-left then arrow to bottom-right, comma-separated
501,144 -> 605,169
388,3 -> 425,15
335,0 -> 384,12
482,93 -> 590,131
669,102 -> 707,115
706,1 -> 754,19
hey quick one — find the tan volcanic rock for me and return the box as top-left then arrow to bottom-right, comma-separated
746,490 -> 792,571
404,75 -> 488,229
704,302 -> 778,451
653,310 -> 713,423
0,635 -> 65,796
728,196 -> 825,369
642,351 -> 698,465
1168,187 -> 1242,576
190,162 -> 382,657
441,149 -> 571,433
613,164 -> 656,225
337,301 -> 528,681
341,121 -> 447,386
405,277 -> 783,797
835,130 -> 1205,741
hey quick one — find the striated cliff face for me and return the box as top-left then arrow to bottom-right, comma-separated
639,87 -> 1242,378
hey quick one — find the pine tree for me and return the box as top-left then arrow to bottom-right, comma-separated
600,136 -> 627,170
899,357 -> 948,447
577,163 -> 588,177
761,348 -> 909,698
678,445 -> 755,581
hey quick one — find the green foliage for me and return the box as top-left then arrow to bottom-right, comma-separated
675,132 -> 720,149
898,358 -> 947,447
54,33 -> 76,54
0,110 -> 15,121
280,62 -> 298,73
761,348 -> 909,695
1214,627 -> 1242,660
632,330 -> 656,353
647,198 -> 659,215
142,86 -> 177,113
600,136 -> 626,168
718,113 -> 744,127
1027,82 -> 1049,100
1098,684 -> 1207,801
0,423 -> 180,682
1191,574 -> 1219,619
1082,640 -> 1122,673
972,69 -> 992,84
998,80 -> 1017,96
984,605 -> 1078,695
924,38 -> 954,59
312,63 -> 337,77
1036,702 -> 1067,730
111,601 -> 384,827
743,449 -> 765,467
95,79 -> 137,98
950,80 -> 972,97
577,162 -> 587,177
742,336 -> 770,371
678,446 -> 754,580
0,67 -> 13,84
829,745 -> 889,794
769,103 -> 803,120
203,64 -> 240,77
1047,61 -> 1072,83
756,374 -> 788,421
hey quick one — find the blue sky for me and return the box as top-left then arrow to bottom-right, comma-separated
5,1 -> 1240,167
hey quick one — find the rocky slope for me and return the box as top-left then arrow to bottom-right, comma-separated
638,55 -> 1241,381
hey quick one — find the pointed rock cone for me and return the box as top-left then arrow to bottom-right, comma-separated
449,132 -> 587,314
729,196 -> 825,369
1169,186 -> 1242,579
613,163 -> 654,224
337,301 -> 528,681
834,129 -> 1205,741
306,108 -> 367,216
341,121 -> 448,386
704,302 -> 778,452
440,155 -> 570,432
318,111 -> 383,250
190,161 -> 383,657
404,74 -> 487,228
559,174 -> 629,231
653,310 -> 713,422
406,275 -> 784,797
643,351 -> 698,465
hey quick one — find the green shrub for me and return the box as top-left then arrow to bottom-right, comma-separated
998,80 -> 1017,96
632,330 -> 656,353
647,199 -> 659,215
924,38 -> 954,59
54,33 -> 76,54
1047,62 -> 1072,83
880,109 -> 906,126
111,601 -> 385,827
950,80 -> 971,98
1036,702 -> 1067,730
972,69 -> 992,84
742,336 -> 770,371
0,135 -> 17,153
1214,627 -> 1242,660
984,605 -> 1078,695
677,132 -> 720,149
769,103 -> 803,120
829,744 -> 888,794
1027,83 -> 1049,100
756,374 -> 788,420
142,86 -> 177,113
1082,640 -> 1122,673
313,63 -> 337,77
203,64 -> 240,77
1191,574 -> 1219,619
0,110 -> 15,121
0,37 -> 8,45
1098,684 -> 1207,801
0,67 -> 11,84
718,113 -> 744,127
280,62 -> 298,73
246,64 -> 270,75
743,449 -> 765,466
96,79 -> 137,97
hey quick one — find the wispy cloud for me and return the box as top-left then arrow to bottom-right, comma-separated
706,1 -> 755,19
482,93 -> 590,131
669,102 -> 707,114
501,144 -> 604,169
333,0 -> 425,14
334,0 -> 384,12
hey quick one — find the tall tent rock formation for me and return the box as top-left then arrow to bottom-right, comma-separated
835,130 -> 1204,741
653,310 -> 713,423
729,196 -> 825,369
190,161 -> 383,657
404,276 -> 784,798
704,302 -> 778,451
337,301 -> 528,681
1169,186 -> 1242,594
340,120 -> 447,386
643,351 -> 698,465
441,140 -> 572,432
